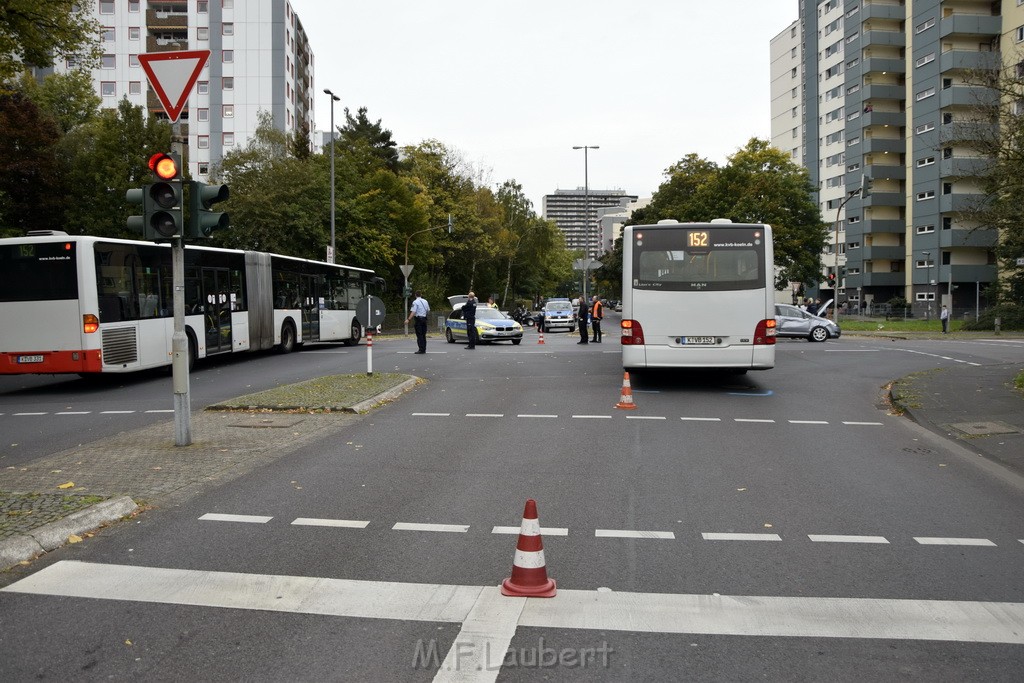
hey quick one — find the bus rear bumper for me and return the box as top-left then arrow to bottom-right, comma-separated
0,350 -> 103,375
622,344 -> 774,370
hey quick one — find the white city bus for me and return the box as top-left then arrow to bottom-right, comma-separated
620,220 -> 776,372
0,232 -> 383,375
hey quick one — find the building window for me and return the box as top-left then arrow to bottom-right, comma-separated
791,87 -> 797,98
223,23 -> 234,36
222,105 -> 234,117
101,54 -> 115,68
129,27 -> 140,40
943,112 -> 953,124
129,54 -> 139,67
943,217 -> 953,230
198,163 -> 210,175
99,1 -> 114,14
198,135 -> 210,149
915,52 -> 935,67
197,108 -> 209,121
102,27 -> 115,42
916,224 -> 935,234
916,156 -> 935,167
1016,26 -> 1024,43
198,27 -> 209,41
917,191 -> 935,201
100,81 -> 115,97
792,107 -> 798,118
223,132 -> 235,146
943,182 -> 953,195
942,78 -> 953,90
223,77 -> 234,90
128,0 -> 139,11
198,1 -> 208,12
915,122 -> 935,134
223,0 -> 234,8
791,67 -> 797,78
129,81 -> 141,95
916,292 -> 936,302
943,147 -> 953,159
915,18 -> 935,34
916,87 -> 935,101
848,216 -> 860,224
222,50 -> 233,63
197,81 -> 209,94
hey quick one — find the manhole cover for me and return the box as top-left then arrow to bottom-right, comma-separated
948,421 -> 1020,436
229,417 -> 306,429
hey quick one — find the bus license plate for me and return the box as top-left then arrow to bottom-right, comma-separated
17,355 -> 44,364
682,337 -> 715,345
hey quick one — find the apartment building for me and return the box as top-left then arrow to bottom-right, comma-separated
542,188 -> 639,258
770,0 -> 1017,315
53,0 -> 314,181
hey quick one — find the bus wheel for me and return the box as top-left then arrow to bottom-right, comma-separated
187,332 -> 197,372
278,322 -> 296,353
343,320 -> 361,347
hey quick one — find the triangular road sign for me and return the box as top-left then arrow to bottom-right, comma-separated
138,50 -> 211,123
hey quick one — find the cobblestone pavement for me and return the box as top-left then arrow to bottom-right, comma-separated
0,492 -> 105,541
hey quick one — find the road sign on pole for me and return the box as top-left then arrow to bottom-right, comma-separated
138,50 -> 211,122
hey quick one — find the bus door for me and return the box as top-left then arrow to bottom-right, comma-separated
202,267 -> 232,353
302,274 -> 321,342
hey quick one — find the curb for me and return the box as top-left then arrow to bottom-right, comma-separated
0,496 -> 138,570
348,376 -> 421,413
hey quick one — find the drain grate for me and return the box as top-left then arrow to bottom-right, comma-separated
947,421 -> 1020,436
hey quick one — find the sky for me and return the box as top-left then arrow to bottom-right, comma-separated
296,0 -> 796,212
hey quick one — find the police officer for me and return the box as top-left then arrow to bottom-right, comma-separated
463,291 -> 479,349
406,290 -> 430,353
577,295 -> 589,344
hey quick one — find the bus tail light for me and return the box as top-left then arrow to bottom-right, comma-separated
754,318 -> 776,345
83,314 -> 99,334
621,319 -> 644,345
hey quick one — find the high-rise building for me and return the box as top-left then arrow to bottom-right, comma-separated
542,188 -> 639,258
50,0 -> 314,181
770,0 -> 1012,316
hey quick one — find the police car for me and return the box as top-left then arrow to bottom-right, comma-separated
445,298 -> 524,345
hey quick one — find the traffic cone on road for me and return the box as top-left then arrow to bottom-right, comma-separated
537,327 -> 545,344
615,371 -> 637,410
501,499 -> 556,598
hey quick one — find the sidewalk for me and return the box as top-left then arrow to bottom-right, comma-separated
0,376 -> 419,571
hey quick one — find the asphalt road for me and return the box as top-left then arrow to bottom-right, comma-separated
1,322 -> 1023,680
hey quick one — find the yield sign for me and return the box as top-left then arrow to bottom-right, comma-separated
138,50 -> 210,122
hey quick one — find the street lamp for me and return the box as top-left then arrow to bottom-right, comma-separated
923,250 -> 932,320
324,88 -> 340,263
401,215 -> 454,336
572,145 -> 599,302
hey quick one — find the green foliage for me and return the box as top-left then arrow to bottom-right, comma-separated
631,139 -> 828,288
0,88 -> 65,236
0,0 -> 101,83
17,69 -> 99,133
338,106 -> 400,172
887,296 -> 909,312
961,303 -> 1024,331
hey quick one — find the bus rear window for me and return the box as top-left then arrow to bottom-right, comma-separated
632,228 -> 764,292
0,242 -> 78,302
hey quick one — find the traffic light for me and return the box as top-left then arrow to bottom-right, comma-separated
860,174 -> 873,197
145,152 -> 183,240
187,180 -> 230,238
828,273 -> 837,286
126,186 -> 145,236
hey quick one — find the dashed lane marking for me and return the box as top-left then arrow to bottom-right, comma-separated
703,533 -> 782,542
789,420 -> 828,425
412,412 -> 451,417
199,513 -> 272,524
13,412 -> 46,416
10,562 -> 1023,647
466,413 -> 504,418
292,518 -> 370,529
393,522 -> 470,533
595,529 -> 676,539
914,537 -> 998,547
734,418 -> 776,423
56,411 -> 91,415
897,348 -> 982,366
100,410 -> 135,414
572,414 -> 613,419
809,535 -> 890,544
681,416 -> 722,422
625,415 -> 667,420
516,414 -> 558,419
492,526 -> 569,536
843,421 -> 885,425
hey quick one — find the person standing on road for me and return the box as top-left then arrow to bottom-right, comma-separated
406,290 -> 430,354
590,295 -> 604,342
464,291 -> 479,349
940,304 -> 950,333
577,295 -> 589,344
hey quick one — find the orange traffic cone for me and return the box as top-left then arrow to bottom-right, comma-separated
537,327 -> 545,344
501,499 -> 556,598
615,371 -> 637,410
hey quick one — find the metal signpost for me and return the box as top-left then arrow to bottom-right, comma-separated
357,295 -> 386,375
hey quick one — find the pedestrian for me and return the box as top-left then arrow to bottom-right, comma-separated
406,290 -> 430,354
577,295 -> 589,344
590,295 -> 604,342
463,290 -> 479,349
940,304 -> 950,333
807,298 -> 819,316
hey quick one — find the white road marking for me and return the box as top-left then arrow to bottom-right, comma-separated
491,526 -> 569,536
595,529 -> 676,539
517,414 -> 558,418
100,410 -> 135,414
843,421 -> 885,426
291,518 -> 370,529
626,415 -> 666,420
808,534 -> 890,544
199,513 -> 272,524
914,537 -> 996,546
412,412 -> 451,417
703,532 -> 782,542
734,418 -> 775,423
681,417 -> 721,422
571,414 -> 612,419
56,411 -> 91,415
466,413 -> 504,418
436,587 -> 524,682
8,562 -> 1024,646
393,522 -> 470,533
789,420 -> 829,425
145,409 -> 175,413
14,412 -> 47,416
898,348 -> 982,366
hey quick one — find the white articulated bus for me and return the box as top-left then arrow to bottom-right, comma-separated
0,232 -> 382,375
620,220 -> 776,372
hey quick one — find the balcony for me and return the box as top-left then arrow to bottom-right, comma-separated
861,110 -> 903,128
863,30 -> 905,48
863,57 -> 905,75
948,264 -> 996,282
146,36 -> 189,53
939,156 -> 991,178
867,165 -> 906,181
943,227 -> 998,249
939,50 -> 1000,73
862,84 -> 904,103
939,193 -> 986,213
862,137 -> 904,155
939,14 -> 1001,40
863,218 -> 906,234
938,121 -> 998,144
859,271 -> 905,287
146,9 -> 188,30
863,191 -> 904,208
861,245 -> 905,261
863,3 -> 904,21
939,85 -> 999,109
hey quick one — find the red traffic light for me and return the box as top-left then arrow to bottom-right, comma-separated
148,152 -> 179,180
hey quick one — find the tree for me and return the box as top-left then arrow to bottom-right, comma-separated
338,106 -> 399,172
632,140 -> 827,288
0,0 -> 101,84
17,68 -> 99,133
0,88 -> 65,236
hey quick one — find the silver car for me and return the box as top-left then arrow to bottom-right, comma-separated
774,301 -> 841,342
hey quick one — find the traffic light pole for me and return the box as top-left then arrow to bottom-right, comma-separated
171,123 -> 192,446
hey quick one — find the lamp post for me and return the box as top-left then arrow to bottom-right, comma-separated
323,88 -> 340,263
402,215 -> 454,336
572,145 -> 598,302
923,250 -> 931,321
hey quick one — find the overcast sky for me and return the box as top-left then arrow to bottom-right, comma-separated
297,0 -> 795,211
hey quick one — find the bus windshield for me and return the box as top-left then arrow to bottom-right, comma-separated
632,226 -> 765,292
0,241 -> 79,302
